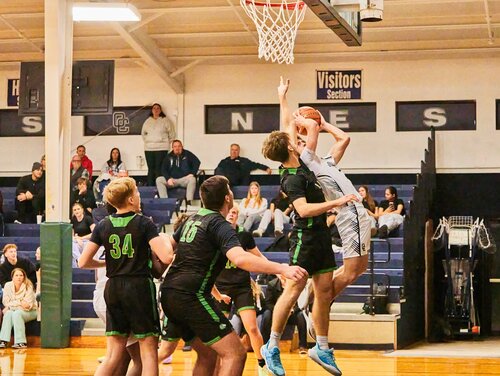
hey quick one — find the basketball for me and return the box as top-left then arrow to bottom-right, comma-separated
298,106 -> 321,125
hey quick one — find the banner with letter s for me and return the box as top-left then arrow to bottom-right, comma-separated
316,70 -> 362,100
396,100 -> 476,131
0,110 -> 44,136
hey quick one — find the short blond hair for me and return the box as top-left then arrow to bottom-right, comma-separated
105,177 -> 137,209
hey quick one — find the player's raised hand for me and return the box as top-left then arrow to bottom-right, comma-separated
278,76 -> 290,98
281,265 -> 308,282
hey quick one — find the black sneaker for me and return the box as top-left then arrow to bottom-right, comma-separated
378,225 -> 389,239
12,343 -> 27,349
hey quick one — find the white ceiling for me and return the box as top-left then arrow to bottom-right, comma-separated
0,0 -> 499,90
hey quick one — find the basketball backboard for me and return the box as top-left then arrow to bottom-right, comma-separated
303,0 -> 362,46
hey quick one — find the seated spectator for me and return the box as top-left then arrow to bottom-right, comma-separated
70,203 -> 95,267
260,275 -> 308,354
358,185 -> 379,236
0,244 -> 37,289
253,189 -> 292,238
0,190 -> 4,236
155,140 -> 200,206
71,178 -> 96,216
215,143 -> 271,186
70,155 -> 90,192
93,148 -> 128,201
0,268 -> 38,349
237,182 -> 268,232
70,145 -> 93,179
15,162 -> 45,224
377,186 -> 406,238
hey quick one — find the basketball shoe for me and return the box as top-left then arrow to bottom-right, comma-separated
260,342 -> 285,376
308,344 -> 342,375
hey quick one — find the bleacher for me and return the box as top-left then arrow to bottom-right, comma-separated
0,182 -> 412,346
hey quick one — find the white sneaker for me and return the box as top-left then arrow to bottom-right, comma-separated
252,229 -> 263,237
331,244 -> 343,254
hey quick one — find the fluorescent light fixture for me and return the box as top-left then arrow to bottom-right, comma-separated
73,2 -> 141,22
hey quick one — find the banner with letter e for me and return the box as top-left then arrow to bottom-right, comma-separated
316,70 -> 362,100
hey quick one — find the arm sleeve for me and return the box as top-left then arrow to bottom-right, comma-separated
214,159 -> 226,176
211,218 -> 241,256
379,200 -> 389,210
172,222 -> 184,243
188,151 -> 201,175
245,158 -> 269,172
282,175 -> 306,204
2,283 -> 12,307
89,221 -> 104,246
0,266 -> 8,287
142,216 -> 160,243
16,176 -> 27,195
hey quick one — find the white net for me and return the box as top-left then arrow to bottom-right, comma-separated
240,0 -> 307,64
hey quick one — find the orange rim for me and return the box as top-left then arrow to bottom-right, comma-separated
245,0 -> 306,10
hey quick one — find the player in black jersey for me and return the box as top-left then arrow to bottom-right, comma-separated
160,175 -> 307,376
215,204 -> 267,374
261,126 -> 358,376
79,177 -> 173,376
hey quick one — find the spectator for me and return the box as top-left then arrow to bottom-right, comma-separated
70,203 -> 95,267
155,140 -> 200,206
215,143 -> 271,186
93,148 -> 128,201
0,268 -> 38,349
260,275 -> 308,354
358,185 -> 379,236
237,181 -> 268,232
141,103 -> 176,186
71,178 -> 96,216
377,186 -> 406,239
15,162 -> 45,224
39,154 -> 46,187
253,189 -> 292,238
70,145 -> 93,179
0,244 -> 37,289
0,190 -> 4,236
70,155 -> 90,192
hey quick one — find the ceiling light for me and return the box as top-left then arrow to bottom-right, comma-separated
72,2 -> 141,22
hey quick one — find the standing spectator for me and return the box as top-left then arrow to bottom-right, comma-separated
70,203 -> 95,267
70,155 -> 90,192
0,190 -> 4,236
215,144 -> 272,187
237,182 -> 268,232
253,190 -> 292,238
0,268 -> 38,349
141,103 -> 176,186
15,162 -> 45,224
71,178 -> 96,216
69,145 -> 93,179
377,186 -> 406,239
94,148 -> 128,201
0,244 -> 37,288
155,140 -> 200,206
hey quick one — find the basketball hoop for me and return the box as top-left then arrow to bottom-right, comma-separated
240,0 -> 307,64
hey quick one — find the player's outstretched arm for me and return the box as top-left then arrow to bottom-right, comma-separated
278,76 -> 298,144
321,118 -> 350,164
292,194 -> 359,218
150,234 -> 174,266
226,247 -> 308,282
78,241 -> 105,269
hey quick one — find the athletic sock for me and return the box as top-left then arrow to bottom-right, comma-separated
258,359 -> 266,368
268,331 -> 282,349
317,335 -> 329,350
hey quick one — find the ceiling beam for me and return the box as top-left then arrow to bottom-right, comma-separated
112,23 -> 184,94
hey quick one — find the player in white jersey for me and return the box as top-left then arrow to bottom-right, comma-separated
278,77 -> 371,302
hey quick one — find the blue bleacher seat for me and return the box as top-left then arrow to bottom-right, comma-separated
5,223 -> 40,237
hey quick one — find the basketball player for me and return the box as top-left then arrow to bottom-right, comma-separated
79,177 -> 173,376
160,175 -> 307,376
215,204 -> 267,375
279,77 -> 372,374
260,122 -> 359,374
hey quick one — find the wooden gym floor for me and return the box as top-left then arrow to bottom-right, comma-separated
0,346 -> 499,375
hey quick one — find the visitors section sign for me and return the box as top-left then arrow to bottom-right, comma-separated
316,70 -> 362,100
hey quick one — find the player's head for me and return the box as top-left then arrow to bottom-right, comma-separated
105,177 -> 140,211
226,203 -> 239,225
262,131 -> 294,163
200,175 -> 233,211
